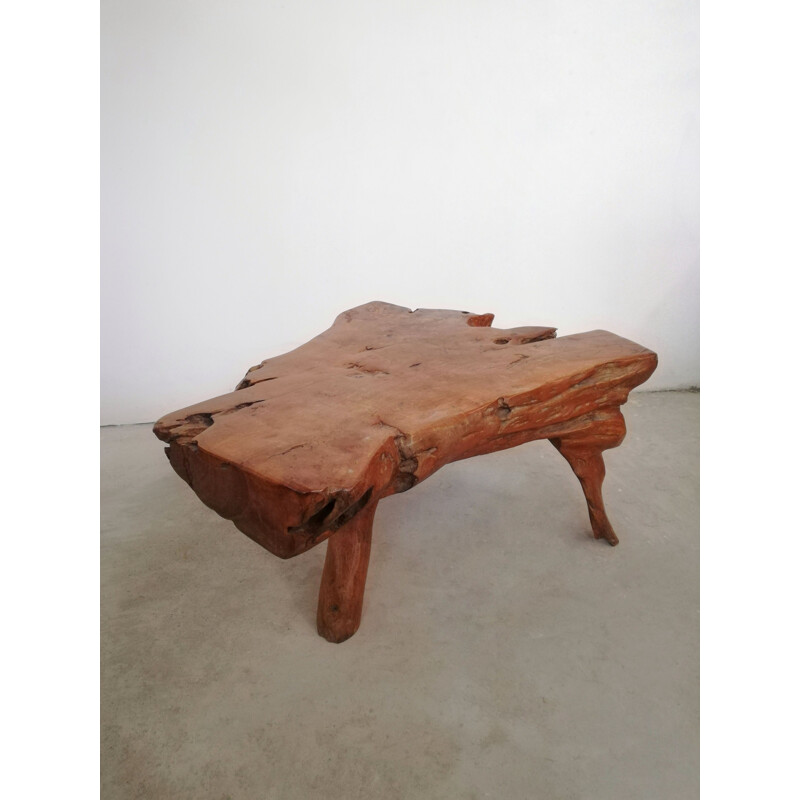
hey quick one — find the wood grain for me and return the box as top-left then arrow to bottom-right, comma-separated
154,301 -> 657,641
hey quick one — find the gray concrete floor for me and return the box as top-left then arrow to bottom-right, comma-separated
101,391 -> 698,800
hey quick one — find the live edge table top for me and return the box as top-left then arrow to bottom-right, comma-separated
154,302 -> 658,572
154,301 -> 657,641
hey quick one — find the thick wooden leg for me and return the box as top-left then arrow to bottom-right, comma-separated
317,503 -> 377,643
549,412 -> 627,546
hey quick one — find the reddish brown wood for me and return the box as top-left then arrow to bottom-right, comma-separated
316,501 -> 377,642
153,301 -> 657,641
550,422 -> 624,546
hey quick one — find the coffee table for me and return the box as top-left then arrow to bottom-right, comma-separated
153,302 -> 657,642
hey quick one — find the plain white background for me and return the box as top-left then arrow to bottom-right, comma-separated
101,0 -> 699,424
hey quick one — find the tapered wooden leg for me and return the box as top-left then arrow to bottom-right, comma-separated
549,412 -> 627,546
550,440 -> 618,545
317,503 -> 377,643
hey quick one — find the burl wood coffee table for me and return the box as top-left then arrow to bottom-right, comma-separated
154,302 -> 657,642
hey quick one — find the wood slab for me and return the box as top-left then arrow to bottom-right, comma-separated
154,301 -> 657,641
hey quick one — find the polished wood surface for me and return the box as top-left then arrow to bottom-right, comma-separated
154,301 -> 657,641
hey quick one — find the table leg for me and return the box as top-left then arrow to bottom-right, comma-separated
317,502 -> 377,642
549,411 -> 627,546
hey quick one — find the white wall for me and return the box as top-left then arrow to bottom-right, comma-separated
101,0 -> 698,425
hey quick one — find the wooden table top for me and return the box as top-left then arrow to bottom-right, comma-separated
154,301 -> 657,559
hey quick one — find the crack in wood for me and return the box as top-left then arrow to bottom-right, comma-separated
344,362 -> 390,375
265,443 -> 308,460
236,375 -> 278,390
288,488 -> 374,539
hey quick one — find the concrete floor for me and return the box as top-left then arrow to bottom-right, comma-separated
101,391 -> 698,800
